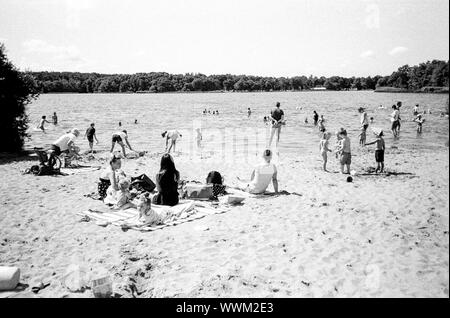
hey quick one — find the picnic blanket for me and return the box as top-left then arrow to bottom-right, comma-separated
77,200 -> 228,232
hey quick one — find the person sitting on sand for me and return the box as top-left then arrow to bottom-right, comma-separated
52,112 -> 58,125
51,128 -> 80,157
37,116 -> 51,132
98,154 -> 123,200
111,130 -> 133,157
84,123 -> 98,154
162,130 -> 182,153
336,129 -> 352,174
364,130 -> 386,173
269,102 -> 285,148
414,114 -> 425,133
237,149 -> 279,194
137,193 -> 181,225
153,154 -> 180,206
319,132 -> 332,172
206,171 -> 227,198
111,178 -> 135,210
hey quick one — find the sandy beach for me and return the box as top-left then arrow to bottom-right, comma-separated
0,140 -> 448,298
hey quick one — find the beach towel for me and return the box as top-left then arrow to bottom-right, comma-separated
77,200 -> 228,232
60,166 -> 101,175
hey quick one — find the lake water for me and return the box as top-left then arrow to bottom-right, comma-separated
26,91 -> 449,160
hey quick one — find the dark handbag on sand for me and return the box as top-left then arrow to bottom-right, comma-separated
131,174 -> 156,193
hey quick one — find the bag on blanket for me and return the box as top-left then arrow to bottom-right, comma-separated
183,183 -> 214,200
131,174 -> 156,193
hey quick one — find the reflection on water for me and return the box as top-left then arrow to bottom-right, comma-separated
26,91 -> 449,159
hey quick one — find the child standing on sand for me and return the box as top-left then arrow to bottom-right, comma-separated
365,130 -> 386,173
319,132 -> 332,171
336,129 -> 352,174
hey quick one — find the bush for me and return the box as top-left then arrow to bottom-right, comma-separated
0,44 -> 39,153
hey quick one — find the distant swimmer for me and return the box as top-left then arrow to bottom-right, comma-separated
378,105 -> 385,109
162,130 -> 182,153
370,117 -> 374,124
52,112 -> 58,125
37,116 -> 51,132
111,130 -> 133,157
135,119 -> 138,124
268,102 -> 285,148
247,108 -> 252,118
119,121 -> 122,127
216,110 -> 219,115
304,117 -> 308,124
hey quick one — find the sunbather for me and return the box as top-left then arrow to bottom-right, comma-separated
237,149 -> 279,194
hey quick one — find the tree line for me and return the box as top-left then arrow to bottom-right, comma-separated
26,60 -> 449,94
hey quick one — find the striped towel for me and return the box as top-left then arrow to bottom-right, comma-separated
77,200 -> 228,232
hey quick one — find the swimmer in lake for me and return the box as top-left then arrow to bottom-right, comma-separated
37,116 -> 51,132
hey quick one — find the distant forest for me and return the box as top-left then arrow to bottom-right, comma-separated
27,60 -> 449,94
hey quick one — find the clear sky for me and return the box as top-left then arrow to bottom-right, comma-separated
0,0 -> 448,77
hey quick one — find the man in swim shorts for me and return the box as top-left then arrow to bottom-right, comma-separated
269,102 -> 285,148
162,130 -> 183,153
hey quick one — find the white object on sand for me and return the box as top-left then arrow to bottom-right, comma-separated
0,266 -> 20,291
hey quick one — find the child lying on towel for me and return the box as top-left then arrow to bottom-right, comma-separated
137,193 -> 182,225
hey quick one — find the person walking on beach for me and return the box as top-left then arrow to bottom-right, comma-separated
153,153 -> 180,206
84,123 -> 99,154
37,116 -> 51,132
52,112 -> 58,125
269,102 -> 285,148
390,105 -> 400,138
336,129 -> 352,174
313,111 -> 319,126
162,130 -> 182,153
111,130 -> 133,157
365,130 -> 386,173
319,132 -> 332,172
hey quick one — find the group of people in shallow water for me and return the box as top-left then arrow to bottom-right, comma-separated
38,98 -> 446,214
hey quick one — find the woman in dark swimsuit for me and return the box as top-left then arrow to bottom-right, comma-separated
153,154 -> 180,206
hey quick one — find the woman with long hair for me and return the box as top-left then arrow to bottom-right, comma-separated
153,154 -> 180,206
